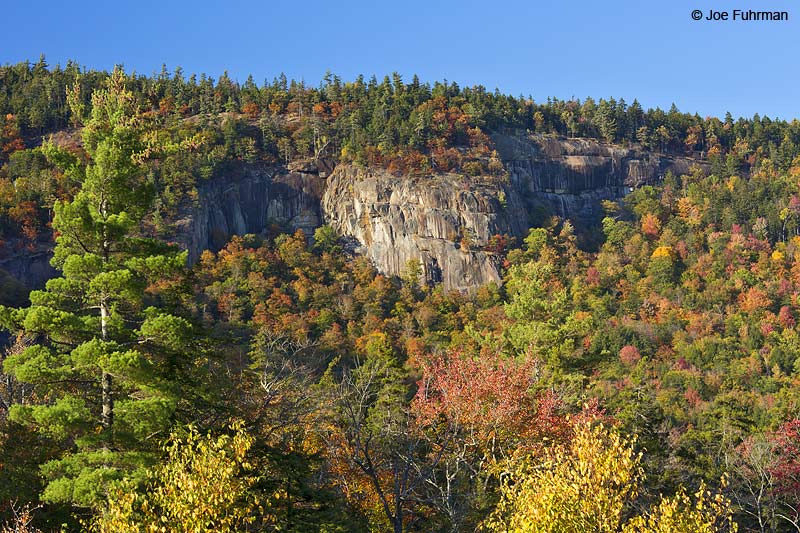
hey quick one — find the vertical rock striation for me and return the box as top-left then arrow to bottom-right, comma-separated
173,164 -> 325,263
321,165 -> 528,292
492,133 -> 701,228
319,135 -> 704,290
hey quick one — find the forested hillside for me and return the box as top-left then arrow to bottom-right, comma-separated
2,57 -> 799,256
1,59 -> 800,532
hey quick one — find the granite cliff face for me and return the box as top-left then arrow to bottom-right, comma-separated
0,244 -> 57,293
173,164 -> 325,263
5,135 -> 706,293
317,135 -> 703,290
492,133 -> 702,228
321,166 -> 528,292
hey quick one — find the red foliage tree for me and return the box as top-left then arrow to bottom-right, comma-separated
242,102 -> 261,119
641,213 -> 662,239
412,349 -> 568,450
619,345 -> 642,366
770,419 -> 800,497
7,200 -> 39,245
778,306 -> 796,329
1,114 -> 25,163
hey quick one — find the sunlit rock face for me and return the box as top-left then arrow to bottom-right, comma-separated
321,165 -> 528,292
320,135 -> 702,290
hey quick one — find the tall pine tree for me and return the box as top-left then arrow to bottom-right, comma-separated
0,69 -> 199,507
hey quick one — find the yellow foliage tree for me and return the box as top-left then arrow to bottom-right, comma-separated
90,423 -> 258,533
624,482 -> 737,533
651,246 -> 675,260
484,421 -> 737,533
485,421 -> 641,533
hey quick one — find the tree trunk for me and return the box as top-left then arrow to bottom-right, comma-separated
394,496 -> 403,533
100,299 -> 113,429
101,371 -> 113,429
99,200 -> 113,430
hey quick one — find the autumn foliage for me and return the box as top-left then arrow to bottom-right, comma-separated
412,350 -> 567,448
486,421 -> 737,533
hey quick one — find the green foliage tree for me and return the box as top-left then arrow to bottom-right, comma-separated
313,224 -> 340,254
596,99 -> 618,143
0,70 -> 198,507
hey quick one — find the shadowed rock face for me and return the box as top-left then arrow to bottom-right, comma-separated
0,244 -> 57,292
493,133 -> 700,190
493,133 -> 702,228
5,135 -> 705,293
173,164 -> 325,263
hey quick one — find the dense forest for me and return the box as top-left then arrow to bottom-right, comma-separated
1,59 -> 800,532
2,56 -> 800,252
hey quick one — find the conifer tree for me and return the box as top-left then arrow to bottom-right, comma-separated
0,69 -> 197,507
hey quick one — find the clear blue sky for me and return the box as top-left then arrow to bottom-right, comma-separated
2,0 -> 797,120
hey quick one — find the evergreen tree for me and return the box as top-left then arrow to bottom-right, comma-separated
0,70 -> 198,507
596,99 -> 618,143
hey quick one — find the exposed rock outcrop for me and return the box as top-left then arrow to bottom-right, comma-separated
493,133 -> 699,190
321,166 -> 528,292
173,164 -> 325,263
4,134 -> 708,294
0,244 -> 57,291
319,135 -> 705,290
492,133 -> 703,228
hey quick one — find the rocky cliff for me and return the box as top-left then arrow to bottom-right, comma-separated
173,163 -> 325,263
4,134 -> 706,293
321,166 -> 528,292
318,134 -> 703,290
0,244 -> 56,298
492,133 -> 702,228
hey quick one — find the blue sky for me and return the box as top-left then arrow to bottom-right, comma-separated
2,0 -> 797,119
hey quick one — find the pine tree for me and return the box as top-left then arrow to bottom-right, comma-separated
0,69 -> 198,507
596,99 -> 617,143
